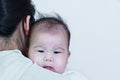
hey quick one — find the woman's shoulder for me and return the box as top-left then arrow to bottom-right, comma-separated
63,69 -> 88,80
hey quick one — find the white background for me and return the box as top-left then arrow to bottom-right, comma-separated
33,0 -> 120,80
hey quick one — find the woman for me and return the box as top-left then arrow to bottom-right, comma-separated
0,0 -> 68,80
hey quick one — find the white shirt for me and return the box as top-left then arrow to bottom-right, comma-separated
63,70 -> 88,80
0,49 -> 69,80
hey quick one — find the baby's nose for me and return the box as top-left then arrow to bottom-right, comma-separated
43,55 -> 54,62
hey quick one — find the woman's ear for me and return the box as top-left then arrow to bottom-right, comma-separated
24,15 -> 31,36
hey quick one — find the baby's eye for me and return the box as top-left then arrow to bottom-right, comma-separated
54,51 -> 61,54
38,50 -> 44,53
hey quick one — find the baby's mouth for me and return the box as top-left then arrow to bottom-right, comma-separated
42,66 -> 55,72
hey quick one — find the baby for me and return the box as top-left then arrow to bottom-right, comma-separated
27,14 -> 88,80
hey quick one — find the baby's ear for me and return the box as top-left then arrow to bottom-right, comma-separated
24,15 -> 31,36
68,51 -> 71,57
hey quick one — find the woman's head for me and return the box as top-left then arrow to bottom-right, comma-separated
0,0 -> 35,37
0,0 -> 35,53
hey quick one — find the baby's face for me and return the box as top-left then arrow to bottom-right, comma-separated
28,28 -> 70,74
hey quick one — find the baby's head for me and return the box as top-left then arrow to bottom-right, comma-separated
28,14 -> 71,74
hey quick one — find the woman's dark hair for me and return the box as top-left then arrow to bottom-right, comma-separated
0,0 -> 35,37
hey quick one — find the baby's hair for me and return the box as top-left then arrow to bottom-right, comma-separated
29,13 -> 71,48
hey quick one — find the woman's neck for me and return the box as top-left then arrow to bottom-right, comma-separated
0,37 -> 18,50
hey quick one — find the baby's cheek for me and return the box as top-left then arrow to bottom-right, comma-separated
33,57 -> 43,66
56,61 -> 67,73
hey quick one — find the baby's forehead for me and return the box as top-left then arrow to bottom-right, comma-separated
33,22 -> 66,33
